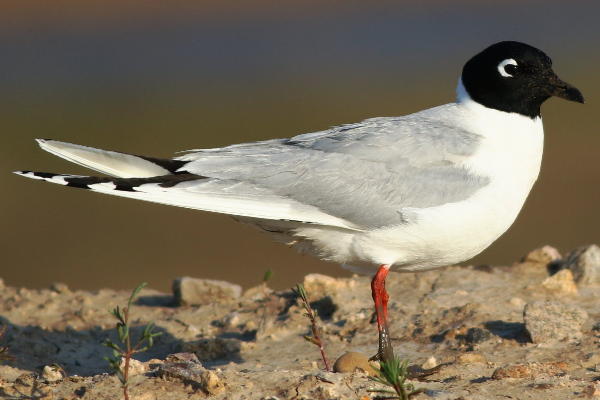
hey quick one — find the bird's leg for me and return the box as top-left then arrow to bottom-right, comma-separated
369,264 -> 395,364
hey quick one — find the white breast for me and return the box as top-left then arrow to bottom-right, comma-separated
346,85 -> 545,271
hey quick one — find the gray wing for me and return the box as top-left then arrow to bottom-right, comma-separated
178,103 -> 489,229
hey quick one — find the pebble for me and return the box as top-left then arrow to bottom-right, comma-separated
159,360 -> 205,380
583,353 -> 600,369
523,301 -> 588,343
118,358 -> 147,376
42,365 -> 63,382
159,358 -> 224,395
332,352 -> 378,376
513,246 -> 562,278
562,244 -> 600,286
465,327 -> 493,344
541,269 -> 578,295
582,383 -> 600,396
172,277 -> 242,306
201,370 -> 225,395
521,245 -> 563,265
422,356 -> 437,369
509,297 -> 526,307
492,362 -> 567,379
166,352 -> 202,364
50,282 -> 72,295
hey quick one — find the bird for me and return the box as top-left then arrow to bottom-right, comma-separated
15,41 -> 584,364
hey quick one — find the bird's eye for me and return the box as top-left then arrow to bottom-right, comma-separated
498,58 -> 518,78
504,64 -> 517,76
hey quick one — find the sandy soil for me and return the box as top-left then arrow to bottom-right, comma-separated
1,245 -> 599,399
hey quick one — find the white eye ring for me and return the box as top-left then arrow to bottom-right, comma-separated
498,59 -> 518,77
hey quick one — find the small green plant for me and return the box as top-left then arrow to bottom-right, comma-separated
50,363 -> 67,378
0,325 -> 16,364
292,283 -> 330,371
262,269 -> 273,295
103,282 -> 162,400
368,357 -> 425,400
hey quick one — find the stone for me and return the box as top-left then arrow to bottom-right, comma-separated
521,246 -> 563,265
465,327 -> 493,344
50,282 -> 71,295
42,365 -> 63,382
172,277 -> 242,306
523,301 -> 588,343
200,370 -> 225,395
422,356 -> 437,369
582,383 -> 600,396
582,353 -> 600,369
333,352 -> 378,376
165,353 -> 202,364
118,358 -> 147,376
509,297 -> 526,307
492,362 -> 567,379
159,359 -> 206,384
563,244 -> 600,286
512,246 -> 562,278
158,356 -> 217,395
541,269 -> 578,295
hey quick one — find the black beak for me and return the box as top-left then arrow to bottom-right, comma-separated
549,75 -> 585,104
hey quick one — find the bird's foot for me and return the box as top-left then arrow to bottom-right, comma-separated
369,323 -> 395,363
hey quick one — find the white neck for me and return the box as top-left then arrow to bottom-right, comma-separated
456,76 -> 471,105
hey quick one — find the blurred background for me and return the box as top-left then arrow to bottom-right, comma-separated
2,1 -> 599,293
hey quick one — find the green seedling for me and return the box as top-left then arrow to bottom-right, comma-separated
292,283 -> 330,371
50,363 -> 67,378
262,269 -> 273,295
103,282 -> 162,400
368,356 -> 425,400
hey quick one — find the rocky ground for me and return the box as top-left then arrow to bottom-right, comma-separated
1,245 -> 600,399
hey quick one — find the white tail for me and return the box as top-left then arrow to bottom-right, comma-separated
37,139 -> 174,178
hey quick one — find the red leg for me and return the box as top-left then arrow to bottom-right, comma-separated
370,264 -> 395,363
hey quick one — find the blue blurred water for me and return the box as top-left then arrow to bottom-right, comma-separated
1,1 -> 598,92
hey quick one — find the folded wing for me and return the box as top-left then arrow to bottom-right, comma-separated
16,104 -> 489,231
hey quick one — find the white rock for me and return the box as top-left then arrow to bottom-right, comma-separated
563,245 -> 600,286
541,269 -> 578,295
118,358 -> 147,376
42,365 -> 63,382
422,356 -> 438,369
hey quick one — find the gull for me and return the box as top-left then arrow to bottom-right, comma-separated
15,41 -> 584,363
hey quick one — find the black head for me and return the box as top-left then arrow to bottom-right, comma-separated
461,41 -> 584,119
